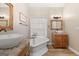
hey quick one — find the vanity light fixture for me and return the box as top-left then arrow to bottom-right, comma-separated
0,16 -> 4,19
53,16 -> 61,19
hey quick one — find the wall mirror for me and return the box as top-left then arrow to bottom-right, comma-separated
0,3 -> 13,31
51,20 -> 63,30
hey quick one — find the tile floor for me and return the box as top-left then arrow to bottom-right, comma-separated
43,45 -> 77,56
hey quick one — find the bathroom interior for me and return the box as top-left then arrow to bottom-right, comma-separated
0,3 -> 79,56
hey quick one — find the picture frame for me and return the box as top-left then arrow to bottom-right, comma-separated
51,20 -> 63,30
19,12 -> 27,23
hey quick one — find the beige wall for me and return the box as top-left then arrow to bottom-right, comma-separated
28,7 -> 63,17
63,3 -> 79,52
13,3 -> 30,38
28,7 -> 49,17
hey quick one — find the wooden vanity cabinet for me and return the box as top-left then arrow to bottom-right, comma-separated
52,33 -> 68,48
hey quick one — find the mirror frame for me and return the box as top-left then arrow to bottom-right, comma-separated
50,20 -> 63,30
5,3 -> 13,30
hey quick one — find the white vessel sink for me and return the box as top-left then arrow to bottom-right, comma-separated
0,33 -> 24,49
56,30 -> 64,34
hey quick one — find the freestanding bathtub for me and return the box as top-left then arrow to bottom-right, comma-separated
30,36 -> 49,56
0,33 -> 24,49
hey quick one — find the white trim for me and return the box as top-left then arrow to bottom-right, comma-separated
68,46 -> 79,56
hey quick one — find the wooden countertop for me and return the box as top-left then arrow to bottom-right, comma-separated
0,39 -> 30,56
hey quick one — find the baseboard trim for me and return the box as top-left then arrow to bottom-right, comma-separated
68,46 -> 79,56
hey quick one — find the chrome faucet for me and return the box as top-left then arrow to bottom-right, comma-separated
32,33 -> 37,36
31,33 -> 38,39
31,33 -> 38,45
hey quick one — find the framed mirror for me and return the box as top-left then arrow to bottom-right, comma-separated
0,3 -> 13,31
51,20 -> 63,30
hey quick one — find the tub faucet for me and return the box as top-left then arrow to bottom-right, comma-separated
32,33 -> 38,39
31,33 -> 38,45
32,33 -> 38,37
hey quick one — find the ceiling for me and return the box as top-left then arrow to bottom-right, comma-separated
27,3 -> 65,7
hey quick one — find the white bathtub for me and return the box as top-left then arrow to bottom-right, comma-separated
30,36 -> 49,56
0,33 -> 24,49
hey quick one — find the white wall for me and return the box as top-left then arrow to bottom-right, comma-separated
28,7 -> 49,17
63,3 -> 79,53
28,7 -> 63,17
13,3 -> 30,38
